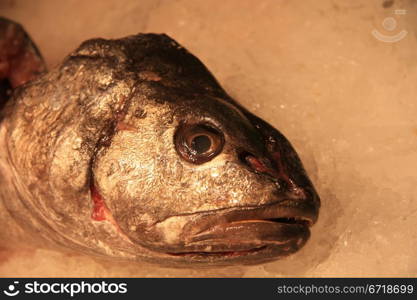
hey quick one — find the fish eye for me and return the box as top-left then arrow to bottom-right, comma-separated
191,135 -> 212,154
174,123 -> 225,164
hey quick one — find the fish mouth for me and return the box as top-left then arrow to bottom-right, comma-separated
166,220 -> 309,259
153,199 -> 318,263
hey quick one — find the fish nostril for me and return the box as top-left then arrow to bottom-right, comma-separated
237,151 -> 254,168
237,150 -> 268,173
237,150 -> 279,180
237,151 -> 302,194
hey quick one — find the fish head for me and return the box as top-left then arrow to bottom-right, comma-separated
5,34 -> 319,266
87,35 -> 320,265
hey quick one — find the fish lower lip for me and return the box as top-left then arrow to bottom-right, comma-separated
189,220 -> 309,245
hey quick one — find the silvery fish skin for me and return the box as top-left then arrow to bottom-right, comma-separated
0,18 -> 320,266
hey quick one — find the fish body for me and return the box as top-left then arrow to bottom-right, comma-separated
0,18 -> 320,266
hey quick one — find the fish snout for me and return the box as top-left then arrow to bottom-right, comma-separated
237,147 -> 320,210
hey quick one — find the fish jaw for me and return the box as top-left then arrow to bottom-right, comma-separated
124,198 -> 318,265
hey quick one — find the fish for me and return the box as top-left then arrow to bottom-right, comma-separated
0,18 -> 320,266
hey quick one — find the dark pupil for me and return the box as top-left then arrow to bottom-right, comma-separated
191,135 -> 211,154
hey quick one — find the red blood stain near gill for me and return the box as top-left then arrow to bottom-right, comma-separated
89,184 -> 134,243
90,184 -> 110,221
